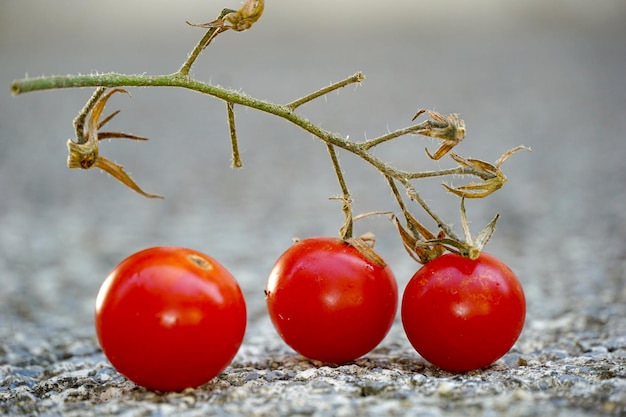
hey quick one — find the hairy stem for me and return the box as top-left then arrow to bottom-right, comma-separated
386,175 -> 420,238
326,144 -> 352,239
226,102 -> 243,168
178,8 -> 235,76
361,121 -> 432,150
404,183 -> 460,241
9,73 -> 392,179
11,71 -> 493,249
10,71 -> 493,202
73,87 -> 106,144
285,72 -> 365,111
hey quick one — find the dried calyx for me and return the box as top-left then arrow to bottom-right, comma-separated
186,0 -> 264,43
390,127 -> 531,263
412,109 -> 466,161
443,146 -> 531,199
67,88 -> 162,198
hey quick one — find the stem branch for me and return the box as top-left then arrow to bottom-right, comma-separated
178,8 -> 235,76
10,72 -> 492,207
362,121 -> 431,150
285,72 -> 365,111
326,144 -> 352,239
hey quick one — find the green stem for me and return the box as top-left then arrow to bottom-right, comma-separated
326,144 -> 352,239
73,87 -> 106,144
226,102 -> 243,168
10,72 -> 492,191
285,72 -> 365,111
178,8 -> 235,76
7,0 -> 524,263
386,175 -> 420,239
404,183 -> 460,241
405,166 -> 493,180
361,121 -> 431,150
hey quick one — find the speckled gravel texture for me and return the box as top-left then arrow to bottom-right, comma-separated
1,1 -> 625,416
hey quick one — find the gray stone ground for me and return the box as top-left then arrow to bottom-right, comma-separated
1,1 -> 625,416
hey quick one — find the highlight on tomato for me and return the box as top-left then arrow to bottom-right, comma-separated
95,246 -> 247,391
401,252 -> 525,372
265,236 -> 398,364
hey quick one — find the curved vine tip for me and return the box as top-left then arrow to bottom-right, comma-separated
67,88 -> 163,199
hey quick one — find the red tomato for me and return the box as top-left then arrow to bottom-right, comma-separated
95,246 -> 246,391
265,237 -> 398,363
401,252 -> 525,372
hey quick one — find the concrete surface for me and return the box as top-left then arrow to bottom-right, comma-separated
1,1 -> 625,416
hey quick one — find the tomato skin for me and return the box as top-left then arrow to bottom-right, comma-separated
265,237 -> 398,364
401,252 -> 525,372
95,246 -> 246,391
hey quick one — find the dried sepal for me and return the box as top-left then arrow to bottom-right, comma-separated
390,213 -> 446,264
411,109 -> 466,160
97,109 -> 147,141
91,156 -> 163,199
386,174 -> 447,264
67,88 -> 163,199
391,215 -> 424,263
345,234 -> 387,268
495,145 -> 532,167
443,146 -> 531,199
474,213 -> 499,253
458,197 -> 498,259
415,237 -> 470,258
416,198 -> 499,260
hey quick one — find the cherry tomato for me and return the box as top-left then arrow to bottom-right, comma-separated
95,246 -> 246,391
401,252 -> 525,372
265,237 -> 398,363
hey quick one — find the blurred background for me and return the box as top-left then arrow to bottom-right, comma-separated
1,1 -> 625,345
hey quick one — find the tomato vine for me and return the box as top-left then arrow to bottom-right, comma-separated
10,0 -> 529,262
